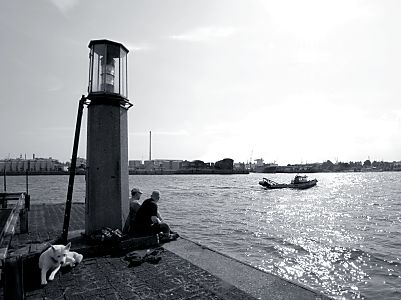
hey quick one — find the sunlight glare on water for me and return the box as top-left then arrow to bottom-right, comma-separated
2,172 -> 400,299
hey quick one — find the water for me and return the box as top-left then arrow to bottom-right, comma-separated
2,172 -> 400,299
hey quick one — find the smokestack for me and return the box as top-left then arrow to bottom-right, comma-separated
149,131 -> 152,161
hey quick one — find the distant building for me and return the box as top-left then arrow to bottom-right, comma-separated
158,160 -> 182,171
234,162 -> 246,171
393,161 -> 401,171
144,160 -> 155,170
0,157 -> 65,172
214,158 -> 233,170
181,160 -> 207,170
254,158 -> 264,167
253,158 -> 278,173
76,157 -> 86,168
130,159 -> 183,171
129,160 -> 143,170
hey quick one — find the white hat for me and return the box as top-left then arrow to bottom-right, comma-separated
131,188 -> 142,195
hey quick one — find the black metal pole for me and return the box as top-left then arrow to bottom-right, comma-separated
25,169 -> 29,195
3,169 -> 6,192
61,95 -> 86,244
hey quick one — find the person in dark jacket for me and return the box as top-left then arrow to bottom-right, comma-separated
132,190 -> 171,237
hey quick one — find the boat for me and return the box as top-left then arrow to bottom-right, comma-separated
259,175 -> 317,190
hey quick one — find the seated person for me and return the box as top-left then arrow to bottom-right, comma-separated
123,187 -> 143,234
132,190 -> 171,237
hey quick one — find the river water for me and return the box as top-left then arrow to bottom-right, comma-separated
2,172 -> 400,299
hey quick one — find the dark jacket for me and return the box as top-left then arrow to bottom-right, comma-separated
132,198 -> 158,236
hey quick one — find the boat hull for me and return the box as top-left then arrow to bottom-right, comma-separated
259,179 -> 317,190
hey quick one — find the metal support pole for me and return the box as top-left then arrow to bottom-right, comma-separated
61,95 -> 86,244
3,169 -> 6,192
25,169 -> 29,195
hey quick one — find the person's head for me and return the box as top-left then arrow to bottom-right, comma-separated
151,190 -> 160,202
131,188 -> 142,200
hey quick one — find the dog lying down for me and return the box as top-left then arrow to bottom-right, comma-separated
38,242 -> 83,285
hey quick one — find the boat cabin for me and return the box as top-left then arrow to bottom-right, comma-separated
292,175 -> 309,184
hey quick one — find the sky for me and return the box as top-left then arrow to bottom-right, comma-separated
1,0 -> 401,165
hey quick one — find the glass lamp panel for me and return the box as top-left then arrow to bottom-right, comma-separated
88,48 -> 93,94
90,44 -> 105,93
120,49 -> 127,98
99,44 -> 113,93
113,54 -> 120,95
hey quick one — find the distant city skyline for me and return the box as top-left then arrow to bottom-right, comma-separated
2,155 -> 401,176
1,1 -> 401,166
1,153 -> 400,166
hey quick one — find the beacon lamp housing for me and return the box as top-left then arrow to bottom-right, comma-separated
87,39 -> 131,109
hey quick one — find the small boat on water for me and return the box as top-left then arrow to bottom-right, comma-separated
259,175 -> 318,190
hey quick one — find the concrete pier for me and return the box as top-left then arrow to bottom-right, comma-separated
6,203 -> 331,299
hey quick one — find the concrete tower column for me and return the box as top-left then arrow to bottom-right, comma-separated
85,102 -> 129,234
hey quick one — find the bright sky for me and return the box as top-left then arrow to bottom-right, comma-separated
1,0 -> 401,165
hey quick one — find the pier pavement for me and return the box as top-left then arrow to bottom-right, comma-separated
7,203 -> 331,299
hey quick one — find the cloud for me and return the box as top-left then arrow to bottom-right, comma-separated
169,26 -> 238,42
46,76 -> 64,92
48,0 -> 80,14
20,126 -> 74,134
124,42 -> 153,52
131,130 -> 189,136
259,0 -> 376,39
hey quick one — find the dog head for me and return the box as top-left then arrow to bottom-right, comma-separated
49,242 -> 71,266
64,251 -> 83,267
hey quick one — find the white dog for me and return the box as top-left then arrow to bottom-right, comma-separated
38,242 -> 71,285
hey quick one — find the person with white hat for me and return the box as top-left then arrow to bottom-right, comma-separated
123,187 -> 143,233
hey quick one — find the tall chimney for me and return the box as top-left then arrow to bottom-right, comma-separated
149,130 -> 152,161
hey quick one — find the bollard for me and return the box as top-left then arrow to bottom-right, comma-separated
19,208 -> 28,233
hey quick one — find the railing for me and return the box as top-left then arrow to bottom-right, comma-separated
0,192 -> 30,210
0,193 -> 30,278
